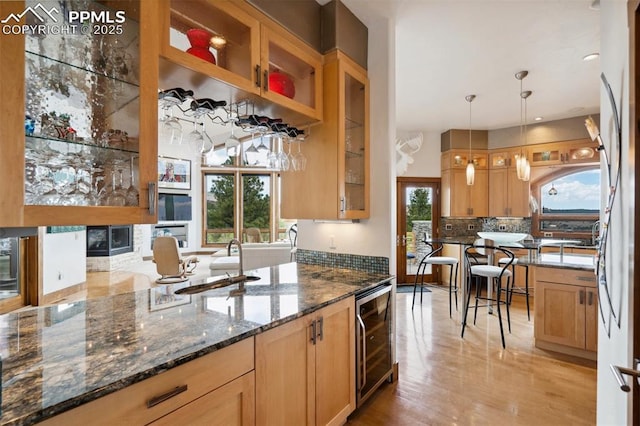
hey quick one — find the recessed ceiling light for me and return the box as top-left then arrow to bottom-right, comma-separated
534,117 -> 543,122
583,53 -> 599,61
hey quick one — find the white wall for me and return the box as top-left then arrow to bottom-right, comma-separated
298,10 -> 396,268
42,229 -> 86,295
597,1 -> 635,424
397,130 -> 441,177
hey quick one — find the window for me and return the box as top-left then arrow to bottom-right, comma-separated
202,135 -> 294,247
532,168 -> 600,239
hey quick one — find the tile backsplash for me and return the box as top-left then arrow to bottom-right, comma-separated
440,217 -> 531,238
296,249 -> 389,274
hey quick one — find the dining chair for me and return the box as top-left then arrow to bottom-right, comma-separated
411,240 -> 459,317
461,242 -> 514,348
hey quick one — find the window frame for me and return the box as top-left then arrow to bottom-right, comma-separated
530,165 -> 600,241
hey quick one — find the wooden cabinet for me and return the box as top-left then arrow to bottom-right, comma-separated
40,338 -> 255,425
441,168 -> 488,217
281,50 -> 369,219
159,0 -> 323,124
528,139 -> 600,167
0,0 -> 159,226
255,296 -> 356,426
441,149 -> 488,217
489,148 -> 530,217
534,267 -> 598,358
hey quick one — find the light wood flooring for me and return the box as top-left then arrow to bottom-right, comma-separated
68,269 -> 597,425
346,284 -> 597,425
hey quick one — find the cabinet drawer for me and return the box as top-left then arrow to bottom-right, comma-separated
536,267 -> 596,288
41,337 -> 255,425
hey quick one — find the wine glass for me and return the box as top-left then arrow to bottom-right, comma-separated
187,119 -> 204,153
125,157 -> 139,206
292,142 -> 307,171
244,140 -> 260,166
106,169 -> 127,206
277,138 -> 290,171
225,123 -> 240,158
162,106 -> 182,145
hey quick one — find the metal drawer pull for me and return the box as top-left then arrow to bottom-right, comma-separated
148,182 -> 156,215
576,276 -> 596,282
147,384 -> 188,408
310,321 -> 317,344
317,317 -> 324,341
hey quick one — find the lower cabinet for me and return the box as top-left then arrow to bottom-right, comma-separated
255,296 -> 356,426
534,267 -> 598,358
40,338 -> 255,425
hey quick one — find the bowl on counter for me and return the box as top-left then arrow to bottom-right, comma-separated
477,232 -> 528,244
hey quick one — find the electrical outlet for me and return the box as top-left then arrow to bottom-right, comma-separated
498,224 -> 507,231
544,232 -> 553,237
467,224 -> 475,231
329,235 -> 336,250
445,224 -> 452,231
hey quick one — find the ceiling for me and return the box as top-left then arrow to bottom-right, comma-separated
340,0 -> 601,134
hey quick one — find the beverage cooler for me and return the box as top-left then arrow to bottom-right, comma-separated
355,280 -> 393,406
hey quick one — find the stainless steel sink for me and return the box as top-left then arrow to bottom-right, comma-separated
174,275 -> 260,295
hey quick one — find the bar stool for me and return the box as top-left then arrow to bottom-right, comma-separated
498,257 -> 530,320
461,243 -> 514,348
412,241 -> 459,317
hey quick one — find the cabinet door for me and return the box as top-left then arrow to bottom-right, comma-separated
507,167 -> 530,217
449,169 -> 471,217
260,24 -> 323,121
0,0 -> 158,226
535,281 -> 586,349
585,288 -> 599,352
489,168 -> 508,217
315,297 -> 356,426
565,139 -> 600,164
256,315 -> 315,426
528,143 -> 563,166
160,0 -> 261,93
150,372 -> 255,426
468,169 -> 488,217
338,57 -> 369,219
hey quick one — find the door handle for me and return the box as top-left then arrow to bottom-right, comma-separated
255,64 -> 261,88
317,317 -> 323,341
310,321 -> 317,345
148,182 -> 156,215
611,361 -> 640,392
402,235 -> 407,246
357,314 -> 367,390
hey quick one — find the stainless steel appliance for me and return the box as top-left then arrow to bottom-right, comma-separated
356,280 -> 393,407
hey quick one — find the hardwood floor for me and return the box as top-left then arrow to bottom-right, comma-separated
346,285 -> 597,425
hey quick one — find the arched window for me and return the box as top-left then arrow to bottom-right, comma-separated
531,167 -> 600,242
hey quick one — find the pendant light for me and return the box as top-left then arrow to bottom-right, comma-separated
548,182 -> 558,196
465,94 -> 476,186
515,71 -> 531,181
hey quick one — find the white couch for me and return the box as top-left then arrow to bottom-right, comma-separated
209,242 -> 293,275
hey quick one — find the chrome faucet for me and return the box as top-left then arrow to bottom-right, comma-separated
227,238 -> 244,276
591,220 -> 600,246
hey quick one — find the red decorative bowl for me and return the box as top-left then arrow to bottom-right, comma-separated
269,71 -> 295,99
186,29 -> 216,64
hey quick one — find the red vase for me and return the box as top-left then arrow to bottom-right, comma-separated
269,70 -> 295,99
186,29 -> 216,64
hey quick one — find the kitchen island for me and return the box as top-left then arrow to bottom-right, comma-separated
0,262 -> 393,425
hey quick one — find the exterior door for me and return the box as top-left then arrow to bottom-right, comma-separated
396,178 -> 440,285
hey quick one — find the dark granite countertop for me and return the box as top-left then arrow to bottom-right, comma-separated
516,253 -> 596,271
430,236 -> 592,250
0,262 -> 393,426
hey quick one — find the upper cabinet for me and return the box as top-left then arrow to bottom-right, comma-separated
281,50 -> 369,220
528,139 -> 600,167
441,150 -> 488,217
159,0 -> 323,125
0,0 -> 158,227
488,148 -> 530,217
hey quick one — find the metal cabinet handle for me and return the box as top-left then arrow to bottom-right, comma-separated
147,384 -> 188,408
317,317 -> 324,341
148,182 -> 156,215
255,65 -> 261,88
611,363 -> 640,392
263,70 -> 269,92
579,290 -> 585,305
588,291 -> 594,305
357,314 -> 367,390
310,321 -> 317,345
340,197 -> 346,212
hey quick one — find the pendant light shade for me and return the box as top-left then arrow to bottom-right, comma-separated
515,71 -> 531,182
548,182 -> 558,196
465,94 -> 476,186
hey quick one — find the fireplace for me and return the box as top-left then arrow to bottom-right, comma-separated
86,225 -> 134,257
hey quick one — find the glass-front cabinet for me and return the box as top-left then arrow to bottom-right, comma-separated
280,50 -> 369,220
0,0 -> 158,226
159,0 -> 322,123
528,139 -> 599,167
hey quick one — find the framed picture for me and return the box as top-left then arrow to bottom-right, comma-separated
158,157 -> 191,190
149,282 -> 192,312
